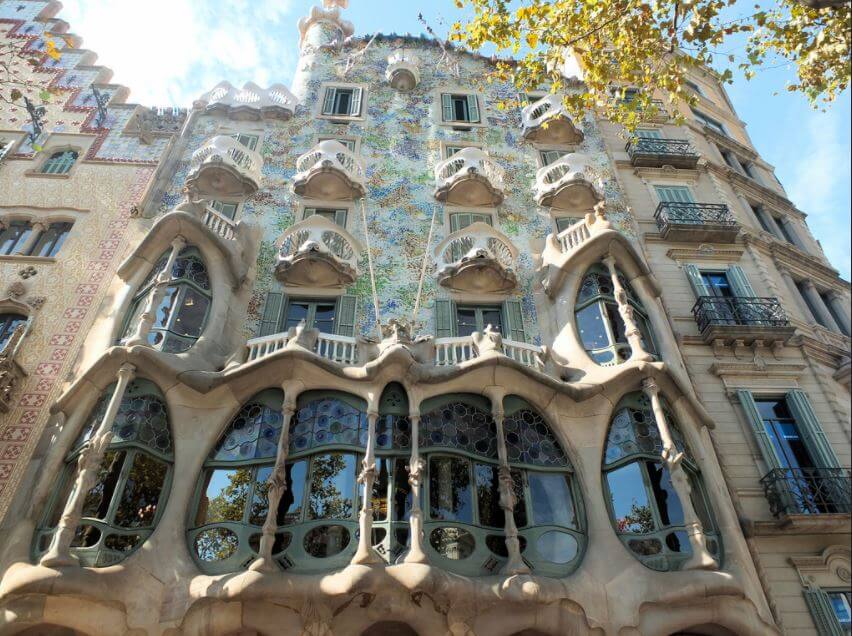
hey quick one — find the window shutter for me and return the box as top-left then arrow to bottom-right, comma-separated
735,390 -> 783,471
322,87 -> 336,115
450,213 -> 470,233
334,209 -> 348,227
335,294 -> 357,337
467,94 -> 480,122
786,390 -> 840,468
684,264 -> 710,297
803,587 -> 845,636
303,207 -> 315,219
655,186 -> 694,203
441,94 -> 454,122
726,264 -> 757,297
504,300 -> 527,343
434,299 -> 455,338
349,88 -> 363,116
472,213 -> 492,226
258,292 -> 284,337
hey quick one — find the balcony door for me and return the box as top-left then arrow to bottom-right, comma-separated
455,305 -> 503,337
755,398 -> 816,472
700,271 -> 734,298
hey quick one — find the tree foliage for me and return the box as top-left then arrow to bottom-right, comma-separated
450,0 -> 850,130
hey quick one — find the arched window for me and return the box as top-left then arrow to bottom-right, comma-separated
41,150 -> 78,175
574,264 -> 655,366
119,246 -> 212,353
0,220 -> 73,257
421,394 -> 584,577
33,378 -> 173,567
603,392 -> 720,571
0,313 -> 27,348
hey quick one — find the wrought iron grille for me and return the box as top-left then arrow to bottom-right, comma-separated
693,296 -> 789,331
625,137 -> 697,158
760,467 -> 851,517
655,202 -> 736,231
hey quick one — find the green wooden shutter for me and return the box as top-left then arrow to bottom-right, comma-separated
684,264 -> 711,297
655,186 -> 694,203
435,299 -> 455,338
259,292 -> 284,337
786,390 -> 840,468
467,94 -> 480,122
727,265 -> 757,297
441,94 -> 454,122
804,588 -> 845,636
335,294 -> 357,337
350,88 -> 363,116
735,390 -> 784,471
322,87 -> 336,115
504,300 -> 527,343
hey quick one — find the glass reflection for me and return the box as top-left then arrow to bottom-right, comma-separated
607,462 -> 655,533
114,453 -> 168,528
197,468 -> 250,525
529,472 -> 576,528
429,456 -> 473,523
308,453 -> 356,520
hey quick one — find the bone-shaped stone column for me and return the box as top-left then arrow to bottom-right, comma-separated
602,254 -> 653,362
404,413 -> 429,563
352,411 -> 382,564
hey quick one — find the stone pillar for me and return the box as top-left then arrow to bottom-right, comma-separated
825,291 -> 851,336
352,411 -> 382,564
778,267 -> 816,324
779,217 -> 807,251
492,403 -> 529,575
17,222 -> 47,256
800,279 -> 841,333
642,377 -> 717,571
602,254 -> 653,362
125,235 -> 186,347
41,363 -> 136,567
404,413 -> 428,564
755,207 -> 784,240
250,397 -> 297,572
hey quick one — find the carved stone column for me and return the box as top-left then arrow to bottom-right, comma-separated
352,411 -> 382,564
800,279 -> 842,333
41,363 -> 136,567
125,235 -> 186,346
404,413 -> 428,563
250,397 -> 297,572
602,254 -> 653,362
494,404 -> 529,575
642,378 -> 716,570
17,221 -> 47,256
777,266 -> 816,324
825,291 -> 851,336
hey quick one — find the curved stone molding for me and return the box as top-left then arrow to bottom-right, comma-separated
275,214 -> 364,288
434,147 -> 506,207
386,51 -> 420,91
185,135 -> 263,199
433,222 -> 518,294
196,81 -> 298,121
534,153 -> 604,210
292,140 -> 366,200
522,94 -> 584,145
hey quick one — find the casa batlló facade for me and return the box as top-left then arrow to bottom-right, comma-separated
0,0 -> 849,634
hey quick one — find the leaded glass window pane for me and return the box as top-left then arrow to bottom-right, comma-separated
529,472 -> 576,528
419,401 -> 498,459
646,462 -> 684,526
290,397 -> 366,453
213,402 -> 283,461
502,408 -> 569,467
113,453 -> 169,528
607,462 -> 655,533
81,450 -> 126,519
198,468 -> 251,525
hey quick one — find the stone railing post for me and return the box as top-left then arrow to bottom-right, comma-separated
352,411 -> 382,564
403,413 -> 429,563
642,378 -> 716,570
249,397 -> 297,572
41,363 -> 136,567
603,254 -> 653,362
125,235 -> 186,347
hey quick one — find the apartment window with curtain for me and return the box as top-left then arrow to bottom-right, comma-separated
441,93 -> 481,124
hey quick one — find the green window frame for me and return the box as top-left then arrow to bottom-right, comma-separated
321,86 -> 363,117
539,149 -> 566,166
34,378 -> 173,568
444,144 -> 477,159
635,128 -> 663,139
555,216 -> 582,233
441,93 -> 481,124
257,292 -> 358,338
40,149 -> 78,174
654,185 -> 695,203
303,206 -> 348,227
804,586 -> 850,636
433,299 -> 527,343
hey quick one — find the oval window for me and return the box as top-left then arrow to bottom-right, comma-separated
429,527 -> 475,560
536,531 -> 578,564
71,525 -> 101,548
304,525 -> 351,558
195,527 -> 238,562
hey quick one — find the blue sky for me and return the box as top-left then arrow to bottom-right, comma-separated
60,0 -> 851,279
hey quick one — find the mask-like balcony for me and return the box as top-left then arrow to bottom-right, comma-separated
534,154 -> 604,209
386,51 -> 420,91
761,468 -> 851,530
521,95 -> 584,144
201,204 -> 238,241
292,140 -> 366,200
198,81 -> 298,120
625,137 -> 700,169
434,222 -> 518,294
692,296 -> 796,346
654,202 -> 740,243
434,148 -> 506,207
275,215 -> 363,288
185,135 -> 263,199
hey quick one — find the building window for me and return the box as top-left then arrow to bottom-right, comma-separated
321,86 -> 363,118
829,591 -> 852,631
455,305 -> 504,337
0,313 -> 27,348
230,133 -> 258,151
684,80 -> 704,96
636,128 -> 663,139
750,204 -> 775,235
441,93 -> 481,124
434,299 -> 526,343
0,221 -> 33,255
821,291 -> 850,336
574,264 -> 655,366
539,149 -> 566,166
654,185 -> 695,203
0,220 -> 72,257
210,200 -> 238,221
257,293 -> 357,338
318,136 -> 357,152
120,246 -> 212,353
33,378 -> 173,567
691,109 -> 726,135
776,217 -> 799,245
304,207 -> 348,227
700,271 -> 735,298
282,298 -> 338,333
555,216 -> 582,233
40,150 -> 78,175
603,392 -> 719,571
720,149 -> 741,171
0,139 -> 12,161
29,221 -> 72,257
444,143 -> 477,159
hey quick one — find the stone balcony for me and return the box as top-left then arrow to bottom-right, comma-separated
692,296 -> 796,346
201,204 -> 238,242
198,81 -> 298,120
434,147 -> 506,207
292,140 -> 366,200
185,135 -> 263,199
760,467 -> 851,534
625,137 -> 700,169
654,202 -> 740,243
534,153 -> 604,210
385,50 -> 420,91
0,325 -> 26,414
274,215 -> 363,288
434,222 -> 518,294
521,94 -> 584,144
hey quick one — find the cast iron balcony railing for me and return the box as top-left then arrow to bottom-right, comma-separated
760,467 -> 851,518
654,202 -> 740,242
625,137 -> 699,169
693,296 -> 789,332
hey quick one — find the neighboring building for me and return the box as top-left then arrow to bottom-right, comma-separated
0,0 -> 849,635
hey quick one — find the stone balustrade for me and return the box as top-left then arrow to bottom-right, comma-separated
534,153 -> 604,210
185,135 -> 263,199
434,222 -> 518,294
434,147 -> 506,207
198,81 -> 298,120
275,215 -> 362,287
521,94 -> 584,144
202,205 -> 237,241
386,51 -> 420,91
292,140 -> 366,200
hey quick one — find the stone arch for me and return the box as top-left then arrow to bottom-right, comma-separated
360,622 -> 420,636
